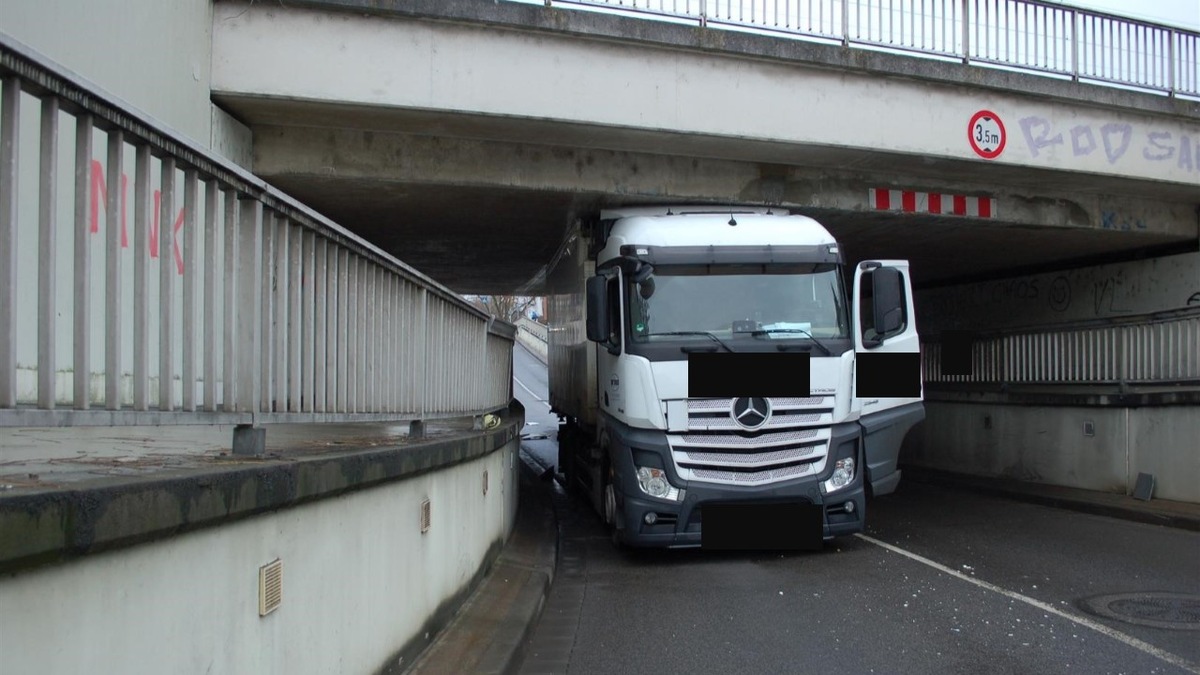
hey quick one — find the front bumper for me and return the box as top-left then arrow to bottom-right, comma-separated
605,416 -> 867,548
615,475 -> 865,548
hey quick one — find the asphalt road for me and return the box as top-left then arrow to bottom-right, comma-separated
513,342 -> 560,471
510,345 -> 1200,675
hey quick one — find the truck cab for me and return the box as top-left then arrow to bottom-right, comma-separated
548,207 -> 923,548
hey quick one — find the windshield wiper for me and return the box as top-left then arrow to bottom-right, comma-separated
749,328 -> 832,356
646,331 -> 735,353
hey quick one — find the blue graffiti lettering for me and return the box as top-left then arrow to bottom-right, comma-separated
1071,125 -> 1096,156
1100,123 -> 1133,164
1019,116 -> 1063,158
1142,131 -> 1174,161
1100,211 -> 1149,231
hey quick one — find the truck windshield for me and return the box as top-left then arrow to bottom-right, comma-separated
627,264 -> 849,342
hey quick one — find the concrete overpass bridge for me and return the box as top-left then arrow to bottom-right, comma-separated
1,0 -> 1198,672
208,0 -> 1199,293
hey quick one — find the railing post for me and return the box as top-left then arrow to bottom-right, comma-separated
0,76 -> 17,409
236,198 -> 263,413
1167,28 -> 1176,97
961,0 -> 971,64
1071,10 -> 1079,81
105,132 -> 125,411
841,0 -> 849,46
158,157 -> 176,412
420,287 -> 429,420
37,97 -> 59,411
73,114 -> 93,411
700,0 -> 708,28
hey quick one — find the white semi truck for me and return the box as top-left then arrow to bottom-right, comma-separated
547,206 -> 924,549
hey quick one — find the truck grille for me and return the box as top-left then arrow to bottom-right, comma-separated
691,462 -> 817,484
675,428 -> 819,448
670,396 -> 834,487
686,397 -> 831,431
689,412 -> 824,431
683,445 -> 818,467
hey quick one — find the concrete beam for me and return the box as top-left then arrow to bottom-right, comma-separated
252,123 -> 1197,291
212,1 -> 1200,188
256,125 -> 1196,235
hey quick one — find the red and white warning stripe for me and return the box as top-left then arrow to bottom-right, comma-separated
870,189 -> 996,218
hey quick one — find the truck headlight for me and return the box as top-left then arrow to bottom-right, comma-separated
822,457 -> 856,494
636,466 -> 684,502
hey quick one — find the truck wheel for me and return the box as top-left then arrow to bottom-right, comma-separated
603,464 -> 627,550
557,424 -> 580,494
604,480 -> 616,526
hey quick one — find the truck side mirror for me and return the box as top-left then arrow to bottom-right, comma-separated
872,267 -> 904,338
586,275 -> 609,343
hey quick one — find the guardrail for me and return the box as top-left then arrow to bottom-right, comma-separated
534,0 -> 1200,98
0,36 -> 515,427
922,309 -> 1200,386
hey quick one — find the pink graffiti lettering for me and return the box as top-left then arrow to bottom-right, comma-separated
89,160 -> 129,248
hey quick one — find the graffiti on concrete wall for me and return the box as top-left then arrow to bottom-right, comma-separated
1099,210 -> 1148,231
918,252 -> 1199,331
1019,116 -> 1196,173
86,160 -> 188,275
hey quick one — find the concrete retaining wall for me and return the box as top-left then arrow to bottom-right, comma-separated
516,317 -> 548,363
0,417 -> 523,674
911,402 -> 1200,503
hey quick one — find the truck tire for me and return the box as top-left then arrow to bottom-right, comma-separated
557,423 -> 581,495
603,460 -> 627,550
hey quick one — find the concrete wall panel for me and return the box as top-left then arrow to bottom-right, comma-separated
912,402 -> 1200,503
0,443 -> 519,674
4,0 -> 214,144
913,403 -> 1129,493
1128,408 -> 1200,502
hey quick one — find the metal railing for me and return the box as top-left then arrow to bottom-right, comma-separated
0,36 -> 515,427
534,0 -> 1200,97
922,309 -> 1200,386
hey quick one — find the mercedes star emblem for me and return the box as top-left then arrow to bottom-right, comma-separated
731,396 -> 771,430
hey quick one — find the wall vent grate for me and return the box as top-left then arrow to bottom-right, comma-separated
420,498 -> 431,533
258,559 -> 283,616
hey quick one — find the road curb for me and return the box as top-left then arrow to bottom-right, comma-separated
407,450 -> 559,674
903,467 -> 1200,532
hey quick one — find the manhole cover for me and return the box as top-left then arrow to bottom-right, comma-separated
1079,592 -> 1200,630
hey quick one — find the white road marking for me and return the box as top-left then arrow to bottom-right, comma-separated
514,376 -> 552,410
856,533 -> 1200,674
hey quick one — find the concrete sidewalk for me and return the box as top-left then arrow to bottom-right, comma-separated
903,466 -> 1200,532
407,449 -> 558,675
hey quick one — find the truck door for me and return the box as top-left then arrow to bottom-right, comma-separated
852,261 -> 924,496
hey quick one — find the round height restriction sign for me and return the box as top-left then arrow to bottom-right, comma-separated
968,110 -> 1006,159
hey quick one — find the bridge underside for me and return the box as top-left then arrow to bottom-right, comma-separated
220,98 -> 1198,294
